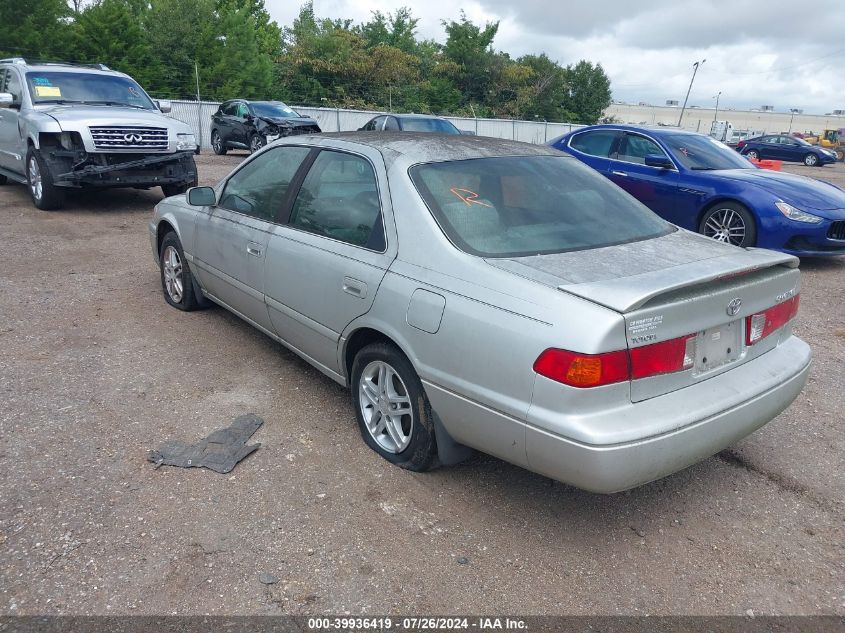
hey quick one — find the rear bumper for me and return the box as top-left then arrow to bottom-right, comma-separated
524,336 -> 811,493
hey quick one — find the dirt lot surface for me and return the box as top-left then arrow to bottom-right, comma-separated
1,153 -> 843,616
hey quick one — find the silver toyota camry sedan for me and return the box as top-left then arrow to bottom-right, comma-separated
149,133 -> 811,493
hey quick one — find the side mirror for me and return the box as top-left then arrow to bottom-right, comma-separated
187,186 -> 216,206
156,99 -> 172,113
0,93 -> 14,108
644,153 -> 674,169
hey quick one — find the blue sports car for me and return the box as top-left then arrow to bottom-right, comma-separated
549,125 -> 845,256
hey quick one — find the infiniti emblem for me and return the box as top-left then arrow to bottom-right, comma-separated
123,133 -> 143,144
726,297 -> 742,316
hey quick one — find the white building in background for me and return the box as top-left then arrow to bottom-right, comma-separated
605,102 -> 845,135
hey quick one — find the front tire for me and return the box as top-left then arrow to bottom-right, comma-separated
351,342 -> 437,472
211,131 -> 227,155
803,153 -> 819,167
249,134 -> 265,154
26,148 -> 65,210
159,232 -> 202,311
699,202 -> 757,248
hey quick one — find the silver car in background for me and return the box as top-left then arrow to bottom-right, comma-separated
150,133 -> 811,493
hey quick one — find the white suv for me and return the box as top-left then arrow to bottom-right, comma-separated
0,58 -> 197,210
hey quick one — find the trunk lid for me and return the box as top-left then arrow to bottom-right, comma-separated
487,230 -> 801,401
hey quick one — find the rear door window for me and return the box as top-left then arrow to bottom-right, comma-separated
288,150 -> 384,250
568,130 -> 619,157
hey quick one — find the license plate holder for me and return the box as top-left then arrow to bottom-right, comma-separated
694,321 -> 742,374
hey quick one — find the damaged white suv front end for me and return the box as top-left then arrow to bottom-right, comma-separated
0,58 -> 197,210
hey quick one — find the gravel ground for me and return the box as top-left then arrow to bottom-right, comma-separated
1,153 -> 843,616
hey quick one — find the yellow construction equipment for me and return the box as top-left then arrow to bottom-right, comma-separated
801,129 -> 845,162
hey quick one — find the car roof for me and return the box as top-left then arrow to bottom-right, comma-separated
569,124 -> 702,138
289,132 -> 561,168
392,113 -> 449,120
3,62 -> 123,77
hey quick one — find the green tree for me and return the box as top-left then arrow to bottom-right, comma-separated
210,4 -> 275,100
0,0 -> 72,59
441,11 -> 499,105
561,60 -> 611,124
144,0 -> 221,98
68,0 -> 156,86
359,8 -> 418,54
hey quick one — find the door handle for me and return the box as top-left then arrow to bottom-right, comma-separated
342,276 -> 367,299
246,243 -> 262,257
611,170 -> 628,177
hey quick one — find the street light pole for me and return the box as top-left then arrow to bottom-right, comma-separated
788,108 -> 798,133
678,58 -> 706,127
713,91 -> 721,122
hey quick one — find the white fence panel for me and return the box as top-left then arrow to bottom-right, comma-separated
163,99 -> 586,150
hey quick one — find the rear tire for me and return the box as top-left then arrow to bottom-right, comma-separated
26,148 -> 65,210
699,202 -> 757,248
351,342 -> 437,472
211,130 -> 227,155
745,149 -> 759,160
159,231 -> 202,311
803,153 -> 819,167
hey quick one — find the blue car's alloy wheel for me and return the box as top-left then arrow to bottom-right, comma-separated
700,203 -> 756,248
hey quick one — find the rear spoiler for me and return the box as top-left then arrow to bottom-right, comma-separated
558,248 -> 799,313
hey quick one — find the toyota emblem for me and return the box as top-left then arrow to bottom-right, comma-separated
124,133 -> 143,144
726,298 -> 742,316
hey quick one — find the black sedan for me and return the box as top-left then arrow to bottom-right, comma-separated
211,100 -> 321,154
358,113 -> 462,134
737,134 -> 838,167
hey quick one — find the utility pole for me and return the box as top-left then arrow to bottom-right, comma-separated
678,58 -> 705,127
195,61 -> 203,149
713,91 -> 721,122
788,108 -> 799,133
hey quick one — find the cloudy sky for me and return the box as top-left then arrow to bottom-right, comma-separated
264,0 -> 845,114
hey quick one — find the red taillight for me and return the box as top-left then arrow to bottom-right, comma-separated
533,349 -> 629,388
534,334 -> 695,388
630,335 -> 696,380
745,295 -> 799,345
737,140 -> 746,149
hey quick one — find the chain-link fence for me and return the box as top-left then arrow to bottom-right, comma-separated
163,100 -> 586,150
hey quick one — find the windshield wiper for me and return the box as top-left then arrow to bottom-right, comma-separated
82,100 -> 149,109
35,99 -> 85,104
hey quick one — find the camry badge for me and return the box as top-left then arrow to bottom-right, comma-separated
123,133 -> 143,144
726,298 -> 742,316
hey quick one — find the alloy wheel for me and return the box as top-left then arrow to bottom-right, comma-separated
250,136 -> 264,153
29,156 -> 42,201
746,150 -> 758,160
358,360 -> 413,454
703,208 -> 747,246
162,245 -> 184,303
805,154 -> 818,166
212,133 -> 222,153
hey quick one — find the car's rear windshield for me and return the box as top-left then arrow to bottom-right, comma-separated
410,155 -> 673,258
25,72 -> 155,109
250,102 -> 300,118
401,118 -> 460,134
